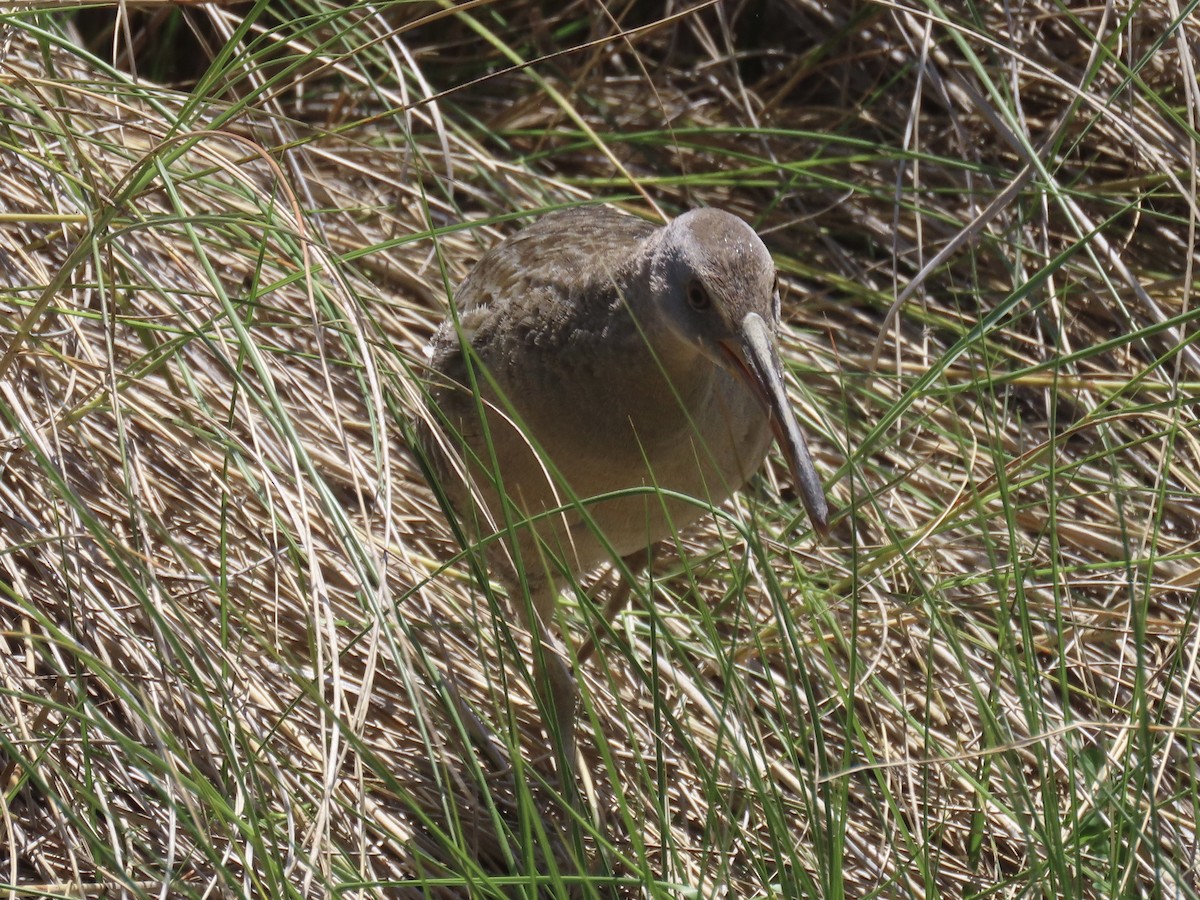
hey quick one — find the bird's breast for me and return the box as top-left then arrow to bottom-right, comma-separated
509,342 -> 772,508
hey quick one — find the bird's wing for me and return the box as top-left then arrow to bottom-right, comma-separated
428,206 -> 658,371
453,206 -> 657,315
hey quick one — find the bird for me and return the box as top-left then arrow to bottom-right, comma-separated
417,204 -> 828,778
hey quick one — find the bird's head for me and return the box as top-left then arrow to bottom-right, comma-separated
648,208 -> 829,537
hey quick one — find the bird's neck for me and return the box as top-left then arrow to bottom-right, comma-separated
608,311 -> 714,414
627,244 -> 711,383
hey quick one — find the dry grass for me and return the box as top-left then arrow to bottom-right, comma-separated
1,2 -> 1198,897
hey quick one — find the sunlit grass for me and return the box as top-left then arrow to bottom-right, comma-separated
0,3 -> 1197,898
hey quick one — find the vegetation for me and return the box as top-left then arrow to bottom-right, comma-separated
0,1 -> 1197,896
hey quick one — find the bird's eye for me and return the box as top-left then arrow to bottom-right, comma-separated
686,279 -> 711,311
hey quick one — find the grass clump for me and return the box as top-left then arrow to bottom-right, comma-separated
0,2 -> 1197,897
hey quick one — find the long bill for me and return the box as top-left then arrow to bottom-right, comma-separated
730,312 -> 830,538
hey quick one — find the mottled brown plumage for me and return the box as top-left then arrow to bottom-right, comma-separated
418,205 -> 827,776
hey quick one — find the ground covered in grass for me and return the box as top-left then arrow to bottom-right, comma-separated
1,3 -> 1198,897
